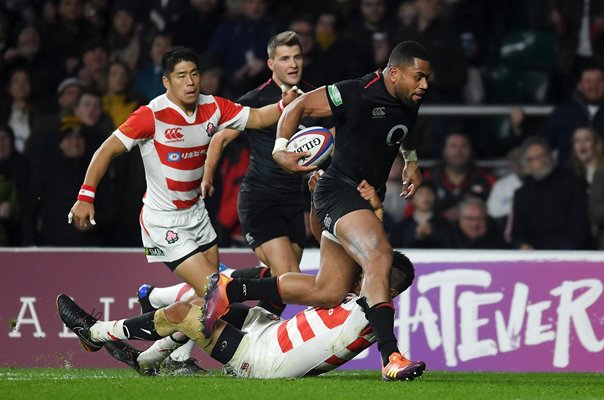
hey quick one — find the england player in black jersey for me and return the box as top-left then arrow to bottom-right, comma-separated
202,41 -> 430,381
202,31 -> 331,315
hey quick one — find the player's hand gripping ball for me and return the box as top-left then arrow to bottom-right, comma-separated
286,126 -> 334,167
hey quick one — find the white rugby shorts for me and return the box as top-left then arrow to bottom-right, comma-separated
139,201 -> 217,263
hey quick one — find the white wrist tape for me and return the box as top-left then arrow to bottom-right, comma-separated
402,149 -> 418,162
272,137 -> 288,156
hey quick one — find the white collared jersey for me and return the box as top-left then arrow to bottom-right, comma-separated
113,94 -> 250,210
228,295 -> 376,378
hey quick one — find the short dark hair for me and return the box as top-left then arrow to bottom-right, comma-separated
390,251 -> 415,294
519,135 -> 552,166
267,31 -> 302,59
161,46 -> 200,76
387,41 -> 430,68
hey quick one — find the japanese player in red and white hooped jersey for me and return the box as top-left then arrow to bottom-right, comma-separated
226,294 -> 375,378
114,93 -> 250,211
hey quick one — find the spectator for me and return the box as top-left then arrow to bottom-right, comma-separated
395,0 -> 468,104
100,61 -> 144,128
167,0 -> 224,56
106,2 -> 141,71
349,0 -> 396,57
289,15 -> 326,85
314,9 -> 370,84
551,0 -> 604,99
589,165 -> 604,249
2,22 -> 61,100
207,0 -> 282,96
511,136 -> 591,250
382,154 -> 407,230
135,33 -> 172,102
449,197 -> 508,249
567,126 -> 604,187
0,66 -> 43,160
22,116 -> 115,246
198,54 -> 225,96
487,146 -> 524,233
0,125 -> 27,246
77,39 -> 110,90
424,132 -> 496,222
74,89 -> 114,152
46,0 -> 99,76
389,181 -> 451,249
543,65 -> 604,163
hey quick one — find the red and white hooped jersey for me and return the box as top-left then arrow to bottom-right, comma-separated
233,295 -> 376,378
113,93 -> 250,210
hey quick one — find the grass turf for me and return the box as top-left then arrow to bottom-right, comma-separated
1,369 -> 603,400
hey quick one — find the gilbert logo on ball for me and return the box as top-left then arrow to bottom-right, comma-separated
287,126 -> 334,167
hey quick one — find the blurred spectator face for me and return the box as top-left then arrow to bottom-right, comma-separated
459,201 -> 488,240
572,127 -> 601,165
200,69 -> 222,95
112,9 -> 134,36
411,185 -> 435,212
361,0 -> 385,24
106,62 -> 129,94
397,1 -> 417,27
415,0 -> 441,21
58,84 -> 83,111
82,45 -> 109,73
523,143 -> 554,180
290,20 -> 315,55
75,93 -> 102,126
577,69 -> 604,104
16,25 -> 41,57
151,35 -> 172,65
268,45 -> 303,87
59,0 -> 82,21
241,0 -> 267,21
9,70 -> 32,101
443,133 -> 472,170
59,130 -> 85,158
316,13 -> 337,36
190,0 -> 217,13
0,129 -> 13,160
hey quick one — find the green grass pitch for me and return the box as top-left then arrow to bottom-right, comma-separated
1,369 -> 603,400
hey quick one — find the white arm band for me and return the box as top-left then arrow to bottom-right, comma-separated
402,149 -> 418,162
272,137 -> 289,155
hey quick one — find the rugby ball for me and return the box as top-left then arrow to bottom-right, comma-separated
286,126 -> 334,167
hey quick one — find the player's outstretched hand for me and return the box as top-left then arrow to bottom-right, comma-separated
280,84 -> 303,106
400,161 -> 422,199
68,200 -> 96,231
273,150 -> 317,174
200,179 -> 215,198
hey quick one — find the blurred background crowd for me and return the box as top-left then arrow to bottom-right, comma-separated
0,0 -> 603,251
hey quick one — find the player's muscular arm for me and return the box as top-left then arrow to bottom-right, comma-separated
273,88 -> 333,173
202,128 -> 241,198
69,135 -> 127,228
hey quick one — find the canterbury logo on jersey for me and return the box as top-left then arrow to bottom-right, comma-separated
372,107 -> 386,118
164,127 -> 184,140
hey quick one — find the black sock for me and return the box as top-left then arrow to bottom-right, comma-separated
210,323 -> 246,364
359,299 -> 399,365
221,303 -> 251,330
257,300 -> 286,316
123,311 -> 163,341
225,276 -> 282,304
231,266 -> 271,279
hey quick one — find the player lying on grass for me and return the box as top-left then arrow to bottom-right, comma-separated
56,249 -> 422,379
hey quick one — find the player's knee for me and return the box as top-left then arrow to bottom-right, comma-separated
164,301 -> 191,324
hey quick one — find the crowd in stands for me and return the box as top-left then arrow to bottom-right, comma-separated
0,0 -> 603,250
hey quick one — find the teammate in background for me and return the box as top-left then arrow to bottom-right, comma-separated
201,31 -> 331,316
67,46 -> 300,372
202,41 -> 430,381
56,250 -> 422,379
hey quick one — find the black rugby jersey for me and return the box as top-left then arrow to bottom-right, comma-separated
237,78 -> 331,196
324,71 -> 419,199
